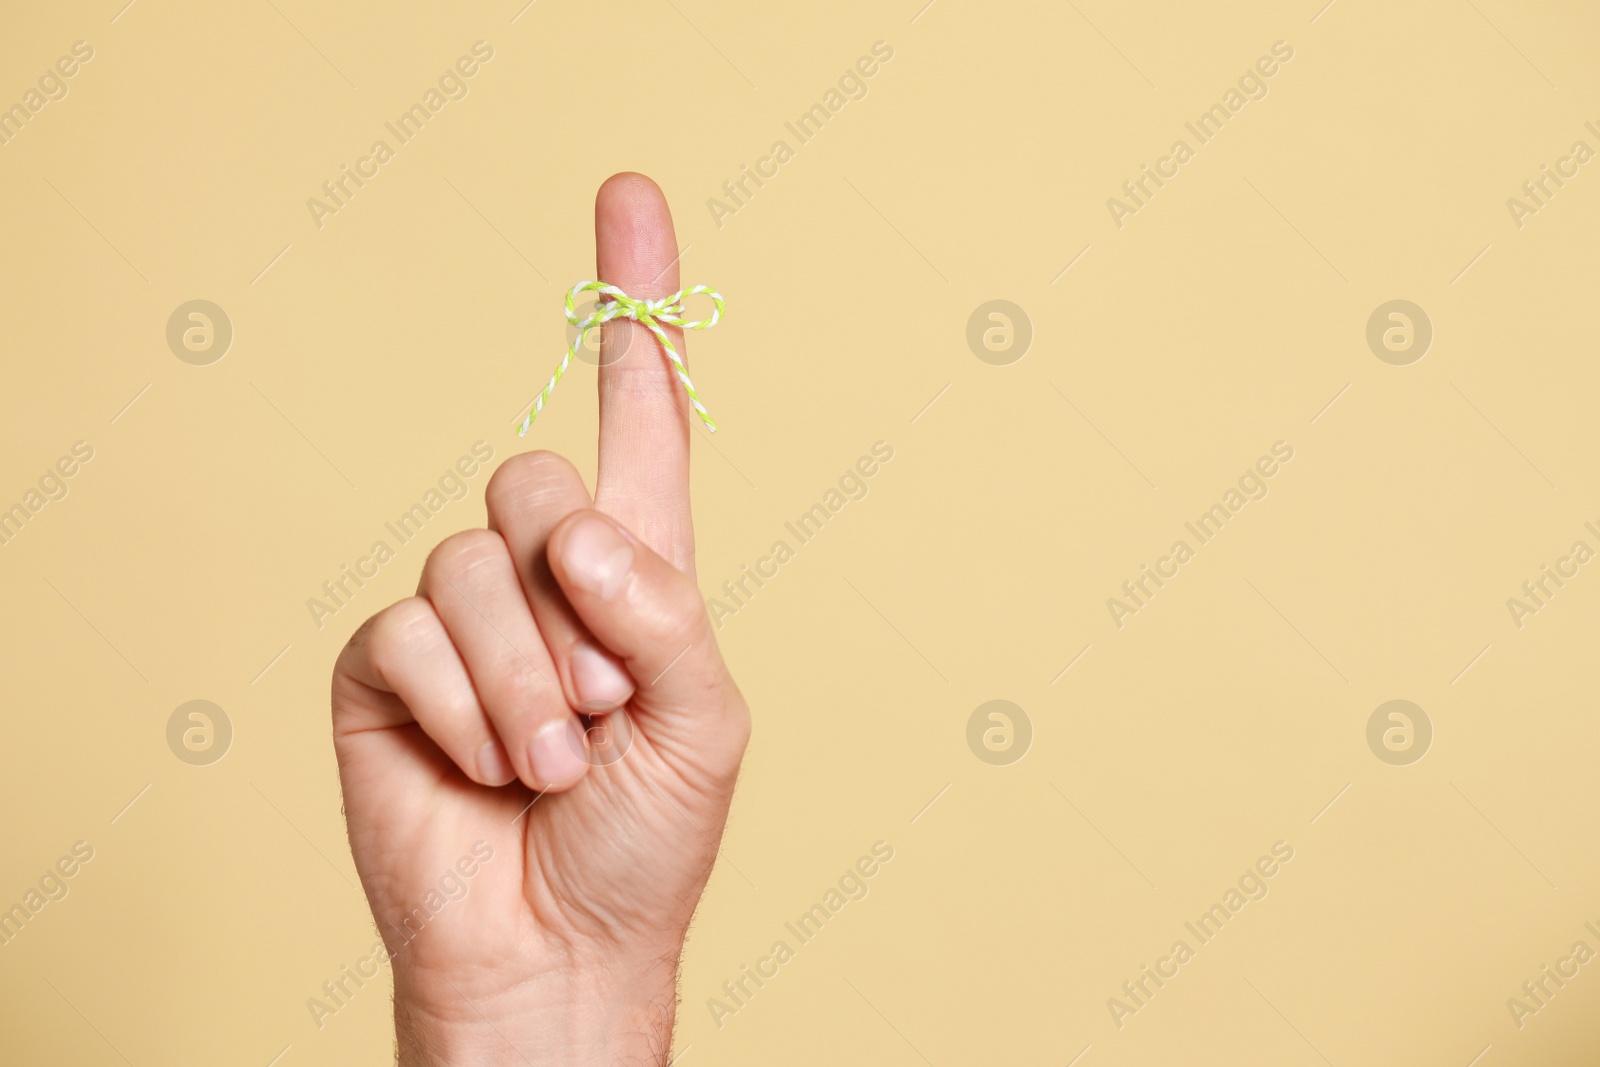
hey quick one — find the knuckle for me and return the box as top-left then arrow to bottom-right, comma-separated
432,683 -> 483,727
601,357 -> 674,393
491,658 -> 554,709
364,598 -> 443,674
422,529 -> 508,589
485,451 -> 583,521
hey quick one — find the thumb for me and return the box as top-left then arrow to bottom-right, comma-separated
547,509 -> 747,757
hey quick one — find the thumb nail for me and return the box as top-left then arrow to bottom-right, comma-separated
562,516 -> 633,599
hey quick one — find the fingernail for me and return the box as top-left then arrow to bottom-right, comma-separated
570,641 -> 633,711
528,717 -> 588,789
476,740 -> 515,786
562,516 -> 633,598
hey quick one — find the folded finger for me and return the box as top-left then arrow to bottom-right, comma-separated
333,597 -> 515,787
486,450 -> 636,714
421,529 -> 590,793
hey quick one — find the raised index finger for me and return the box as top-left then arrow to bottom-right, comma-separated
591,172 -> 696,573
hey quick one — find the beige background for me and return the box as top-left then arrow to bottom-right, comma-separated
3,0 -> 1599,1063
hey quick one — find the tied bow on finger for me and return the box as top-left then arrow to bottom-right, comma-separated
518,281 -> 726,436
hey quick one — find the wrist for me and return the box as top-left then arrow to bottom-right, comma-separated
392,953 -> 680,1067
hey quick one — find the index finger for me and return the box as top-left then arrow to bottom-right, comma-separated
591,172 -> 696,573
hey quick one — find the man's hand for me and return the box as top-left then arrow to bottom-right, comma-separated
330,173 -> 750,1066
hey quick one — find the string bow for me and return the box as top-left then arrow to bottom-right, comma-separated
519,281 -> 726,435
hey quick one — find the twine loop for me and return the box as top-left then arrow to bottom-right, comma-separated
519,281 -> 725,436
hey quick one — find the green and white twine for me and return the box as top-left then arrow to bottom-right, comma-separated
518,281 -> 726,436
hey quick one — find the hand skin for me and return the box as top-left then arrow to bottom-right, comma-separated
330,173 -> 750,1066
